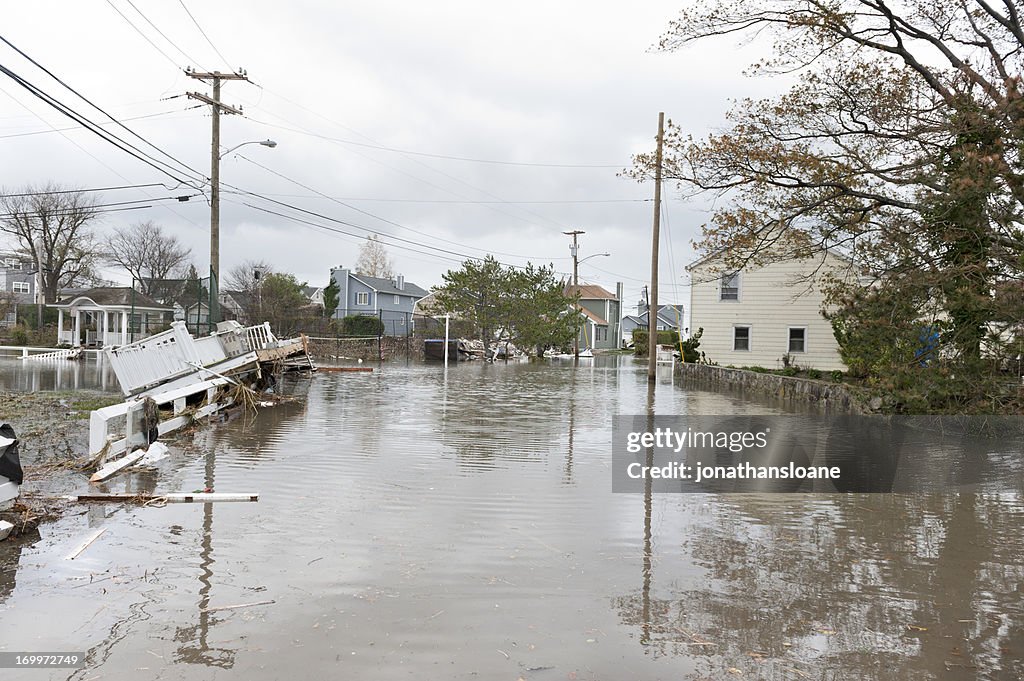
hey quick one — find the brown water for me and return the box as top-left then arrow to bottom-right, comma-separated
1,357 -> 1022,680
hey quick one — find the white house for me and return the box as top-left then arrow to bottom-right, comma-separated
687,249 -> 855,371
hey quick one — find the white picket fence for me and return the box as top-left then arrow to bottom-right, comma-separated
104,321 -> 278,396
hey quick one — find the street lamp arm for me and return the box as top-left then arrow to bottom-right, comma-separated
219,139 -> 277,159
578,252 -> 611,265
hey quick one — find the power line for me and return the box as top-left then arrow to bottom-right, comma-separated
248,92 -> 573,231
245,115 -> 622,168
102,0 -> 181,69
177,0 -> 232,68
0,33 -> 207,186
0,60 -> 202,187
0,106 -> 202,139
235,154 -> 570,261
0,183 -> 176,198
0,195 -> 199,218
123,0 -> 207,70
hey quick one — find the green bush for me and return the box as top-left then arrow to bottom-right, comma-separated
632,330 -> 680,356
807,368 -> 822,380
340,314 -> 384,337
780,366 -> 799,377
831,370 -> 844,383
10,325 -> 29,346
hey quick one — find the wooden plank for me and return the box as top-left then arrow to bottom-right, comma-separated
317,367 -> 373,373
89,451 -> 145,483
201,599 -> 275,613
65,527 -> 106,560
71,493 -> 259,503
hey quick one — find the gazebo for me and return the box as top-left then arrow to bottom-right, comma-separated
52,287 -> 174,348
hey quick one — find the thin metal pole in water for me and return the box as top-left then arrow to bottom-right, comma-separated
443,314 -> 450,364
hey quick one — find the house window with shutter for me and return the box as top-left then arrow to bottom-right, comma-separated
356,292 -> 369,306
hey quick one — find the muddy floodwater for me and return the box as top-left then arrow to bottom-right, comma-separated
1,357 -> 1022,680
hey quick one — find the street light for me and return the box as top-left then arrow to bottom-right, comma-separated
209,139 -> 277,329
219,138 -> 277,159
570,250 -> 611,359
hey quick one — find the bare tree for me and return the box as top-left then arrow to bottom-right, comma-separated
0,182 -> 102,300
355,235 -> 394,279
104,221 -> 192,296
224,259 -> 274,294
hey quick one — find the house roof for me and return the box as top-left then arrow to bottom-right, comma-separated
564,283 -> 616,300
350,274 -> 428,298
624,309 -> 682,329
53,287 -> 173,311
301,285 -> 322,298
686,243 -> 854,271
577,305 -> 608,326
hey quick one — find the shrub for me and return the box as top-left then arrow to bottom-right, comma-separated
632,330 -> 680,356
807,368 -> 822,380
780,366 -> 799,377
831,370 -> 844,383
340,314 -> 384,337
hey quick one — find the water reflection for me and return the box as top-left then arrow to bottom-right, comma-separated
0,356 -> 119,393
0,357 -> 1021,680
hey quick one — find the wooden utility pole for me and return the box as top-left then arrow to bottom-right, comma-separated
648,112 -> 665,382
564,229 -> 585,359
187,69 -> 247,327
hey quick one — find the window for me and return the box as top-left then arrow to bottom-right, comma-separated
394,295 -> 400,305
720,272 -> 740,301
356,291 -> 369,306
5,258 -> 22,270
788,327 -> 806,353
734,326 -> 750,351
12,281 -> 30,294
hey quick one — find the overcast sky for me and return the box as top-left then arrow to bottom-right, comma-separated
1,1 -> 785,316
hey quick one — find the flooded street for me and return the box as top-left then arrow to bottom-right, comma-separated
1,357 -> 1023,680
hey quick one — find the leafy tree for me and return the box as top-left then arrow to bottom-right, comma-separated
355,234 -> 394,279
322,276 -> 340,318
504,263 -> 580,353
633,1 -> 1024,410
104,220 -> 192,296
433,255 -> 508,348
433,256 -> 581,354
0,183 -> 103,300
258,273 -> 313,335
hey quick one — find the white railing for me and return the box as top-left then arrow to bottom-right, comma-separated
21,347 -> 83,361
104,321 -> 283,396
245,322 -> 277,352
106,322 -> 216,396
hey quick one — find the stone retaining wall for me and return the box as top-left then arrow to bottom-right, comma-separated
306,336 -> 425,362
676,363 -> 867,413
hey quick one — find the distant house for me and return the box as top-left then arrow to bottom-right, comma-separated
621,304 -> 684,346
564,283 -> 623,351
687,249 -> 854,371
302,285 -> 324,310
0,252 -> 34,327
329,267 -> 428,336
52,287 -> 174,348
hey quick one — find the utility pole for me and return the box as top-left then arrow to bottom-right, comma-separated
564,229 -> 585,360
648,112 -> 665,382
187,68 -> 247,330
